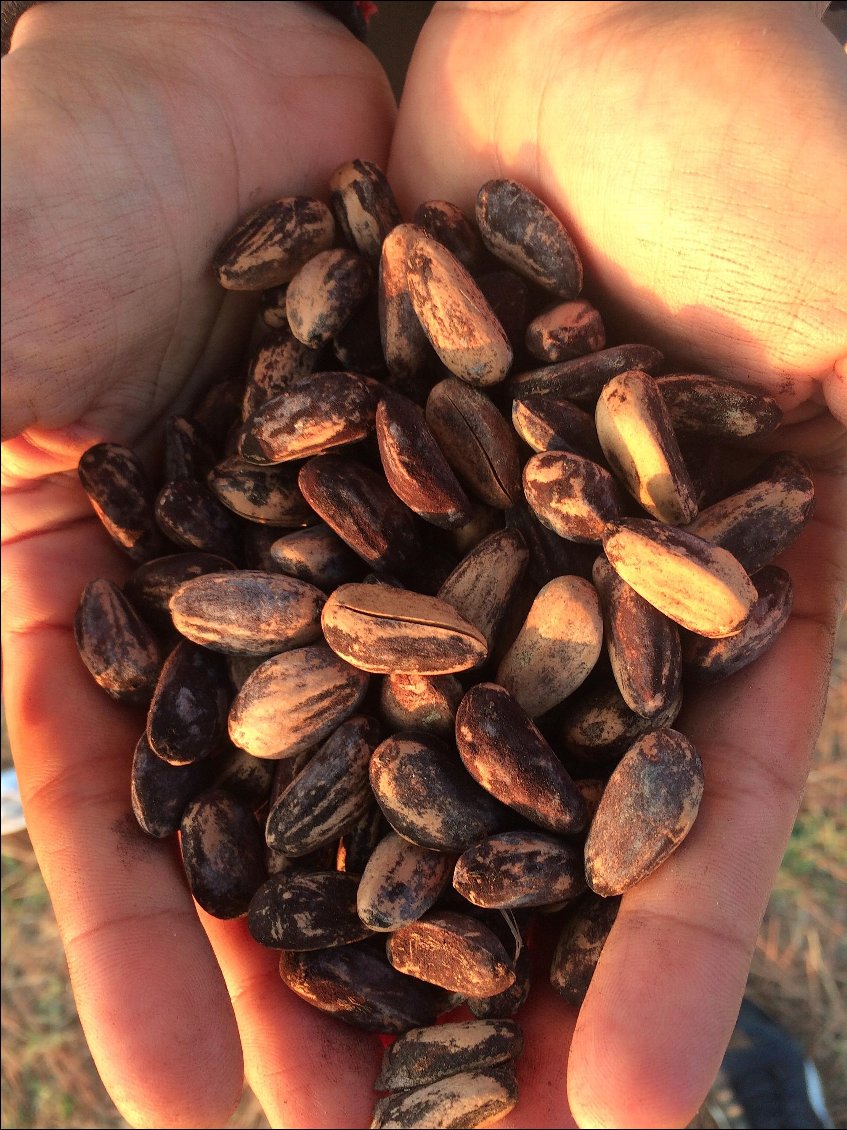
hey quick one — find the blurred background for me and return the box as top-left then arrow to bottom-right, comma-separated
2,3 -> 845,1128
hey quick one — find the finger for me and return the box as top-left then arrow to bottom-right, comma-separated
567,468 -> 847,1129
1,503 -> 245,1129
199,913 -> 384,1129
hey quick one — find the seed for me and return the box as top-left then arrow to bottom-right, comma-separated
526,298 -> 605,363
180,789 -> 266,918
453,830 -> 586,910
585,728 -> 704,896
655,373 -> 782,438
125,553 -> 237,635
269,523 -> 361,591
322,583 -> 488,676
357,831 -> 453,932
248,871 -> 372,949
74,578 -> 163,703
511,394 -> 603,461
147,641 -> 231,765
371,1064 -> 518,1129
78,443 -> 165,563
206,456 -> 314,527
241,326 -> 319,421
467,946 -> 531,1020
523,450 -> 626,543
376,1019 -> 522,1092
507,342 -> 664,405
130,731 -> 217,839
549,893 -> 621,1005
387,910 -> 516,997
379,674 -> 463,739
329,159 -> 402,260
286,248 -> 372,348
154,478 -> 242,562
560,677 -> 683,770
476,178 -> 583,298
437,528 -> 529,652
213,195 -> 335,290
378,223 -> 433,386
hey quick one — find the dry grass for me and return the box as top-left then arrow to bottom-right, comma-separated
2,619 -> 844,1128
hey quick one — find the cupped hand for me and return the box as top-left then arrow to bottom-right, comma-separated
2,3 -> 395,1126
390,2 -> 846,1127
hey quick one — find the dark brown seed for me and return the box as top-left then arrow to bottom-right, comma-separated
585,728 -> 704,896
370,732 -> 507,853
78,443 -> 166,563
682,565 -> 794,684
453,830 -> 586,910
278,941 -> 446,1033
560,677 -> 683,769
213,196 -> 335,290
154,478 -> 242,561
248,871 -> 371,949
526,299 -> 605,362
437,529 -> 529,652
147,641 -> 231,765
265,714 -> 380,855
511,394 -> 603,461
376,1019 -> 522,1091
413,199 -> 483,269
211,744 -> 275,807
505,501 -> 596,590
322,583 -> 488,676
269,523 -> 361,590
164,416 -> 216,484
376,391 -> 472,529
467,947 -> 531,1020
334,293 -> 387,376
131,731 -> 217,838
685,452 -> 815,574
228,644 -> 369,760
242,522 -> 284,571
379,674 -> 463,739
549,893 -> 621,1005
592,555 -> 682,719
357,831 -> 453,932
406,233 -> 513,387
596,370 -> 699,525
507,343 -> 664,406
192,377 -> 245,449
456,684 -> 588,834
125,553 -> 237,635
426,378 -> 522,509
655,374 -> 783,438
574,778 -> 606,820
180,789 -> 266,917
75,579 -> 163,703
387,910 -> 516,996
239,372 -> 376,465
241,326 -> 320,421
207,456 -> 314,527
338,804 -> 388,874
476,178 -> 582,298
603,518 -> 757,637
371,1064 -> 518,1129
496,575 -> 604,717
298,456 -> 421,576
286,248 -> 372,348
259,284 -> 289,329
475,270 -> 530,353
170,570 -> 325,655
329,159 -> 402,260
378,224 -> 433,387
523,450 -> 626,543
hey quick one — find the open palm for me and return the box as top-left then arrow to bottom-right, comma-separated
3,2 -> 846,1128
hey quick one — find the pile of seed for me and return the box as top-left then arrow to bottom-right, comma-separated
74,161 -> 814,1130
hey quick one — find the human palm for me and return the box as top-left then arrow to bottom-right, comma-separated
2,2 -> 846,1128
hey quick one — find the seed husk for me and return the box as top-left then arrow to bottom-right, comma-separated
507,343 -> 664,405
264,714 -> 380,855
523,450 -> 626,543
426,378 -> 521,509
406,232 -> 513,387
180,789 -> 266,918
147,641 -> 231,765
681,564 -> 794,684
228,644 -> 369,759
496,575 -> 604,717
269,523 -> 361,591
437,528 -> 529,652
375,1019 -> 522,1091
387,910 -> 516,997
169,570 -> 325,656
75,578 -> 163,703
549,893 -> 621,1005
241,326 -> 319,421
206,456 -> 314,527
286,248 -> 372,348
592,554 -> 682,719
476,178 -> 583,298
239,371 -> 376,465
154,478 -> 242,562
298,455 -> 421,576
453,830 -> 586,910
456,684 -> 588,834
78,443 -> 166,563
213,195 -> 335,290
357,831 -> 453,932
329,159 -> 402,260
278,941 -> 447,1033
655,373 -> 782,438
585,728 -> 704,896
685,451 -> 815,573
511,394 -> 603,461
603,518 -> 757,638
369,732 -> 507,853
379,674 -> 463,739
371,1064 -> 518,1130
322,583 -> 488,676
248,871 -> 371,949
595,369 -> 698,525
